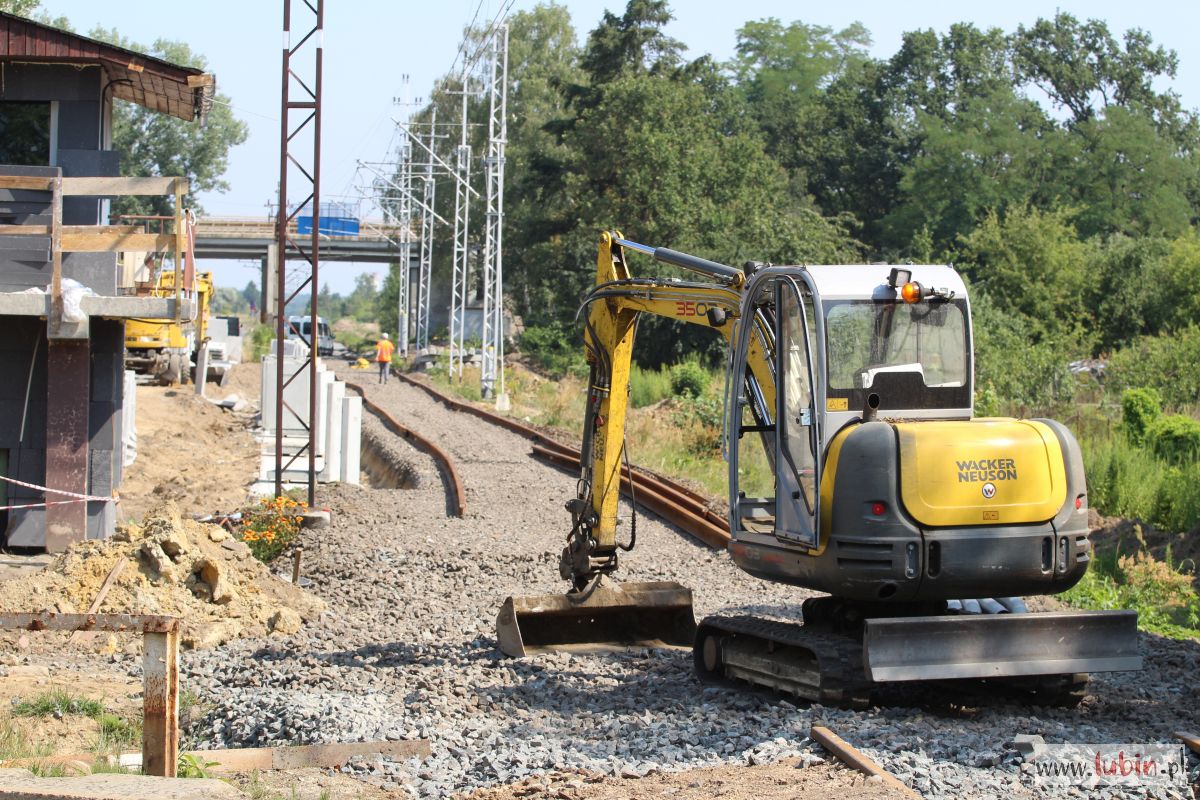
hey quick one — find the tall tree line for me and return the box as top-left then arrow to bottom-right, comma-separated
412,3 -> 1200,397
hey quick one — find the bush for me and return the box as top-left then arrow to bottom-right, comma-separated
1146,414 -> 1200,464
1063,548 -> 1199,639
518,323 -> 586,378
669,360 -> 708,399
1120,388 -> 1162,443
245,323 -> 275,362
1107,325 -> 1200,408
239,496 -> 306,562
1082,428 -> 1200,534
629,364 -> 672,407
672,393 -> 724,455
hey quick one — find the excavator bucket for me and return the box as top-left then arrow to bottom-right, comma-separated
496,581 -> 696,657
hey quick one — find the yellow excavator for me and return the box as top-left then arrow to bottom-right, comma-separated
497,231 -> 1141,708
125,268 -> 214,385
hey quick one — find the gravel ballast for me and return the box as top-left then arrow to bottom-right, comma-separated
183,369 -> 1200,798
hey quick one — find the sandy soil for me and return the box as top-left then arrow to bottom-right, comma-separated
0,664 -> 142,756
118,362 -> 261,522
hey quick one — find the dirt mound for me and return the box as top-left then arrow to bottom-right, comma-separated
0,503 -> 325,649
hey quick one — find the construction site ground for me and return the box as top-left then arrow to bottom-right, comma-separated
1,360 -> 1197,799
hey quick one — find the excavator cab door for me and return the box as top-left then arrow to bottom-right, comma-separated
774,278 -> 820,548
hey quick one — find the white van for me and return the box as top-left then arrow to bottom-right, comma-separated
286,315 -> 334,356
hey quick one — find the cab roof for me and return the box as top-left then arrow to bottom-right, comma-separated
802,264 -> 969,302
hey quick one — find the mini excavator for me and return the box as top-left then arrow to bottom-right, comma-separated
497,232 -> 1141,707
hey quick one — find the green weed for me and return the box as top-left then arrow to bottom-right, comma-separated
12,690 -> 104,720
1063,545 -> 1200,640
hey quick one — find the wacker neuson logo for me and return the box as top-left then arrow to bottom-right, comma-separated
956,458 -> 1017,483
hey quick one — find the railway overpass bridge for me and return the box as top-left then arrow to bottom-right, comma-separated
194,217 -> 409,263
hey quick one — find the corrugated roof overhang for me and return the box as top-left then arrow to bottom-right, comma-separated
0,12 -> 213,123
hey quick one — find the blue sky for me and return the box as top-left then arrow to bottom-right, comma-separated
38,0 -> 1200,294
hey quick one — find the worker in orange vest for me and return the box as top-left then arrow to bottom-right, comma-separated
375,332 -> 395,384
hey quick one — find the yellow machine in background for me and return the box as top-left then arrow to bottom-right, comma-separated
125,269 -> 214,384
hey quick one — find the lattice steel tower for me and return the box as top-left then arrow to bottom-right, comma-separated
480,25 -> 509,403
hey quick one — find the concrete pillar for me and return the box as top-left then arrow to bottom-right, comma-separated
315,366 -> 333,457
322,380 -> 345,482
45,338 -> 89,552
194,341 -> 209,397
340,395 -> 362,486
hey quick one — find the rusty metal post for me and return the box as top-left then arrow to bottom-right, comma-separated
142,625 -> 180,777
274,0 -> 324,505
44,339 -> 89,552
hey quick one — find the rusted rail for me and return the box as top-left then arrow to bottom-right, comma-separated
342,379 -> 466,518
0,612 -> 180,777
394,372 -> 731,549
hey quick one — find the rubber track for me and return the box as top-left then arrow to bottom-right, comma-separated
394,372 -> 731,548
696,615 -> 872,709
342,379 -> 466,518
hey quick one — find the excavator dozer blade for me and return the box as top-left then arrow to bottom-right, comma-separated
496,581 -> 696,657
863,609 -> 1141,682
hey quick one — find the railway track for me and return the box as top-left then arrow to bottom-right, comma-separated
389,371 -> 731,549
342,378 -> 467,518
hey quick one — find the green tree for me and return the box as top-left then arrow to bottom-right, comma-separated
884,89 -> 1062,250
0,0 -> 40,14
955,206 -> 1094,342
1066,108 -> 1198,239
1011,13 -> 1184,127
730,18 -> 871,171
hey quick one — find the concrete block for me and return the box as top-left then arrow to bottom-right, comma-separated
321,380 -> 345,482
340,395 -> 362,486
261,355 -> 321,436
0,769 -> 245,798
5,507 -> 45,548
63,252 -> 118,296
88,448 -> 113,496
13,448 -> 46,499
90,352 -> 122,403
86,499 -> 115,540
88,401 -> 117,449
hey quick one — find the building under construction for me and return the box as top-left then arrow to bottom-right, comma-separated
0,13 -> 214,550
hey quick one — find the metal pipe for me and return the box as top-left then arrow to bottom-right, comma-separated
611,237 -> 741,283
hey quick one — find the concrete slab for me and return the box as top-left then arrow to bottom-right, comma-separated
0,769 -> 246,799
0,293 -> 174,319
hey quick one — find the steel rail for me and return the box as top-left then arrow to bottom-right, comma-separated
393,371 -> 730,548
342,379 -> 466,518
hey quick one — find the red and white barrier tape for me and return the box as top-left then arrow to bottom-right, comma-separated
0,473 -> 115,511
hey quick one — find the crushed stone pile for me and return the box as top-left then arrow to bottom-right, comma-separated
0,503 -> 326,649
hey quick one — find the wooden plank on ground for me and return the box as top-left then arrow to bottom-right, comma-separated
1175,731 -> 1200,756
811,725 -> 922,799
68,558 -> 128,645
194,740 -> 431,772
